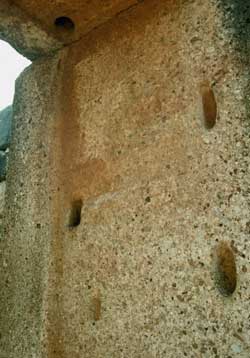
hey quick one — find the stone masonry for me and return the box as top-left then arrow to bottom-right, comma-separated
1,0 -> 250,357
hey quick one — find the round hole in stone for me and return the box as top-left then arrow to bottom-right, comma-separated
54,16 -> 75,31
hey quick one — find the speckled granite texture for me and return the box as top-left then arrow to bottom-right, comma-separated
12,0 -> 139,43
1,0 -> 250,357
0,0 -> 63,60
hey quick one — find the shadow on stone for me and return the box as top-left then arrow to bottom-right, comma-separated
218,1 -> 250,120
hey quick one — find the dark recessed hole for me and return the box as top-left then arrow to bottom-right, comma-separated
54,17 -> 75,31
214,241 -> 237,297
68,199 -> 82,228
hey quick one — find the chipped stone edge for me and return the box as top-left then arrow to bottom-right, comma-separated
0,0 -> 64,61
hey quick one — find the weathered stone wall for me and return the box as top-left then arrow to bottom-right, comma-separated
0,57 -> 62,357
1,0 -> 250,357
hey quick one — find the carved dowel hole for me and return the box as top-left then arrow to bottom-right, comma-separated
68,199 -> 82,228
54,17 -> 75,31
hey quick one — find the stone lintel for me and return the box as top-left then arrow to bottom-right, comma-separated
0,0 -> 63,60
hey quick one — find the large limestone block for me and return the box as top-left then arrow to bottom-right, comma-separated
0,0 -> 63,60
1,0 -> 250,357
12,0 -> 138,43
0,55 -> 61,358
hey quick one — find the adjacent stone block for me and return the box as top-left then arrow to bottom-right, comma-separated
0,106 -> 12,150
0,151 -> 7,181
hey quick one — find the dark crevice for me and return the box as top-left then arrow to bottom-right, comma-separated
68,199 -> 82,228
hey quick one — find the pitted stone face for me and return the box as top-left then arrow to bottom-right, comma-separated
12,0 -> 139,42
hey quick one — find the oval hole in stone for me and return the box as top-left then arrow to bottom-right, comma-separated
54,16 -> 75,31
68,199 -> 82,228
213,241 -> 237,297
200,81 -> 217,129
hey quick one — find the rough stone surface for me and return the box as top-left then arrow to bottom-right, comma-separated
13,0 -> 138,43
1,0 -> 250,357
0,0 -> 63,60
0,56 -> 61,358
0,106 -> 12,150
